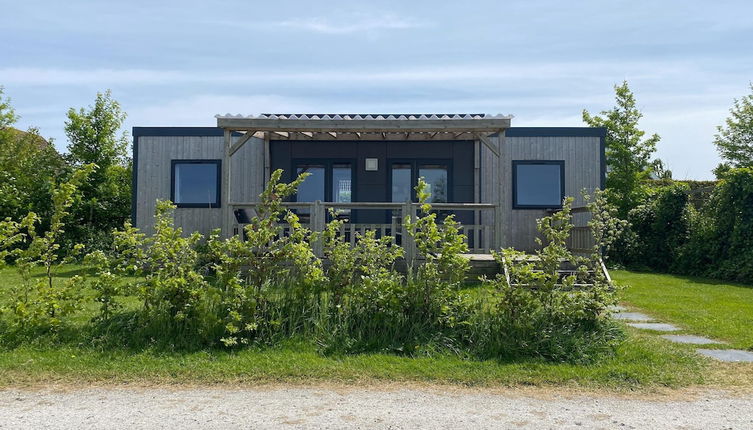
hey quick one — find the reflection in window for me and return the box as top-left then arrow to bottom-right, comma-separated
391,163 -> 412,202
296,164 -> 325,200
295,162 -> 353,219
296,164 -> 324,214
514,161 -> 564,208
332,164 -> 352,203
332,163 -> 352,218
172,161 -> 220,207
418,164 -> 448,203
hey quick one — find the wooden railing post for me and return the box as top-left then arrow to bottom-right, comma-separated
402,201 -> 417,265
493,204 -> 503,250
311,200 -> 326,257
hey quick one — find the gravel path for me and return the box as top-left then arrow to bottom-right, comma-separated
1,386 -> 752,429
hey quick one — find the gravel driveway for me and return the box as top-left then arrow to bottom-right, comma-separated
1,386 -> 752,429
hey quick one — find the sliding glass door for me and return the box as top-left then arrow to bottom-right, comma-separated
295,160 -> 354,220
390,160 -> 450,203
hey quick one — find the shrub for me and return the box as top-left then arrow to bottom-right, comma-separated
403,178 -> 469,333
84,221 -> 146,322
617,183 -> 691,270
317,221 -> 405,353
133,201 -> 219,346
677,168 -> 753,283
0,164 -> 94,332
2,170 -> 626,363
470,193 -> 624,362
207,169 -> 324,347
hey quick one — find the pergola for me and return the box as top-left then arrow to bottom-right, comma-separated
215,113 -> 512,242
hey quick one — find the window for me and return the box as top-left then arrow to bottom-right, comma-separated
332,163 -> 352,204
389,161 -> 450,203
294,160 -> 354,218
513,161 -> 564,209
419,164 -> 448,203
295,161 -> 353,203
296,163 -> 326,204
171,160 -> 221,208
391,163 -> 412,203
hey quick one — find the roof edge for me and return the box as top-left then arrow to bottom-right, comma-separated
133,127 -> 230,137
505,127 -> 607,137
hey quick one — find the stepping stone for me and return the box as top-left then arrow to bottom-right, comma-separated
661,335 -> 725,345
697,349 -> 753,362
627,322 -> 680,332
613,312 -> 653,321
608,305 -> 627,312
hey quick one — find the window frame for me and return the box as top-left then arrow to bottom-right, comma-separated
512,160 -> 565,209
386,158 -> 454,203
170,159 -> 222,208
291,158 -> 357,203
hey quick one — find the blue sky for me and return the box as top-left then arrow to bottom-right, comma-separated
2,0 -> 752,180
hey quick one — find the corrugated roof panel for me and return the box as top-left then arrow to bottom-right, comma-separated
215,113 -> 513,120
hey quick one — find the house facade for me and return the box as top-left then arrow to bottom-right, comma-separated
132,114 -> 605,252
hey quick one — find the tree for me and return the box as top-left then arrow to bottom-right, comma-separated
713,83 -> 753,176
65,90 -> 128,169
0,87 -> 66,224
583,81 -> 660,217
64,90 -> 131,249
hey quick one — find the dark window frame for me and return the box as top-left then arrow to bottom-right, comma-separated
170,159 -> 222,208
386,158 -> 454,203
512,160 -> 565,209
291,158 -> 357,203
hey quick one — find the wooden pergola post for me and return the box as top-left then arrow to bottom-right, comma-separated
497,130 -> 507,248
222,129 -> 232,238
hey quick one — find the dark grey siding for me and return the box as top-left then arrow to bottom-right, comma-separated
271,140 -> 475,223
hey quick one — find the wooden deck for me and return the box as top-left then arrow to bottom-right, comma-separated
461,253 -> 500,278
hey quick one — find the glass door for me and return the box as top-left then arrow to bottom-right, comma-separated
331,162 -> 352,219
295,160 -> 353,221
389,161 -> 450,203
418,163 -> 448,203
296,163 -> 325,215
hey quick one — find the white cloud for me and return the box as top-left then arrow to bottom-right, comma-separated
273,13 -> 427,34
0,60 -> 726,87
0,68 -> 186,86
126,94 -> 321,127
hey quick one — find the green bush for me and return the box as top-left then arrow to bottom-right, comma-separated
0,165 -> 94,333
468,194 -> 624,362
677,168 -> 753,283
614,169 -> 753,284
617,183 -> 691,270
206,169 -> 324,347
1,171 -> 626,363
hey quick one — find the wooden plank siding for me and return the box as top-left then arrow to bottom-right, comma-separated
133,127 -> 604,252
134,133 -> 264,236
479,133 -> 602,251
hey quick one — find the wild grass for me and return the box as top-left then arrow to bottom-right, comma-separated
0,332 -> 704,389
0,265 -> 714,390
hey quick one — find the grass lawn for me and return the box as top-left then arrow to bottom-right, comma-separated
0,265 -> 743,390
612,270 -> 753,350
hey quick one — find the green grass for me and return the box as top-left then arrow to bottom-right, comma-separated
613,270 -> 753,350
0,336 -> 704,389
0,265 -> 734,390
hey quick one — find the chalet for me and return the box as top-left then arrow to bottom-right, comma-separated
132,114 -> 605,255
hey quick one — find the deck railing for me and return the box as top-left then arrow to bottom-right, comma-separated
548,206 -> 595,255
229,201 -> 499,261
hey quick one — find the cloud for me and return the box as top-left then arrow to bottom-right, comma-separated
0,68 -> 186,86
0,60 -> 720,87
127,94 -> 321,126
272,13 -> 428,34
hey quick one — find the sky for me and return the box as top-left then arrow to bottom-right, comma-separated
2,0 -> 752,180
